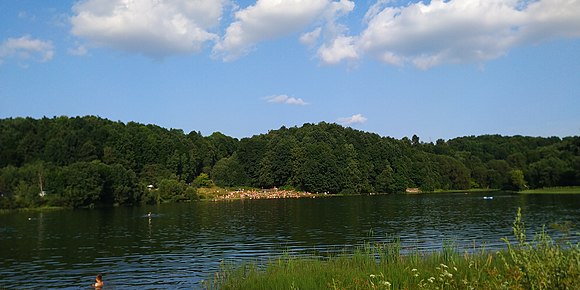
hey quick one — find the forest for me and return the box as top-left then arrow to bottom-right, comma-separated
1,116 -> 579,209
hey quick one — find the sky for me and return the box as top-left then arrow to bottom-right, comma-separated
1,0 -> 579,141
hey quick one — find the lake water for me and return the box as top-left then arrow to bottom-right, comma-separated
1,192 -> 580,289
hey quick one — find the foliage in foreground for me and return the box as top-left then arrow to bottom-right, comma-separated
205,209 -> 580,289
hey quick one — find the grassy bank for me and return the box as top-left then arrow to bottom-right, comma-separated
0,205 -> 65,214
520,186 -> 580,194
204,209 -> 580,289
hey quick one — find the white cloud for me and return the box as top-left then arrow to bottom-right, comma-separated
519,0 -> 580,41
65,0 -> 579,66
321,0 -> 580,68
362,0 -> 388,24
338,113 -> 367,125
0,35 -> 54,64
322,0 -> 355,37
70,0 -> 226,58
17,11 -> 36,21
317,35 -> 357,64
301,0 -> 356,64
214,0 -> 353,61
68,43 -> 88,56
300,27 -> 322,46
265,95 -> 308,106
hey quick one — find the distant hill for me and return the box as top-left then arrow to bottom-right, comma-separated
1,116 -> 578,208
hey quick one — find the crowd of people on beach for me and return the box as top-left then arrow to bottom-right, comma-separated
214,188 -> 315,200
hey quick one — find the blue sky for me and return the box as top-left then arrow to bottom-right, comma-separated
1,0 -> 579,141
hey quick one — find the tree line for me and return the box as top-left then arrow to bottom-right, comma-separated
1,116 -> 578,209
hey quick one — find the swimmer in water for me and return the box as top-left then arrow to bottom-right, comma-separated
94,273 -> 104,288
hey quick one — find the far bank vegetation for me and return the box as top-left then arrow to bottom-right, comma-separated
1,116 -> 579,209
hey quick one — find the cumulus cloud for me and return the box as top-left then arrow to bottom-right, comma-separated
0,35 -> 54,64
317,35 -> 357,64
321,0 -> 580,68
311,0 -> 356,64
70,0 -> 226,58
265,95 -> 308,106
65,0 -> 579,66
338,114 -> 367,125
214,0 -> 354,61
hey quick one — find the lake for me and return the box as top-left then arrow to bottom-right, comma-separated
1,192 -> 580,289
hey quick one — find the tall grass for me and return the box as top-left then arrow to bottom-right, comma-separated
204,208 -> 580,289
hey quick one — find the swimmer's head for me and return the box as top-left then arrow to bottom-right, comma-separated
94,273 -> 104,288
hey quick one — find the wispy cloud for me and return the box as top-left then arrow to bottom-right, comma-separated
0,35 -> 54,64
68,43 -> 88,56
299,27 -> 322,46
265,95 -> 308,106
338,113 -> 367,125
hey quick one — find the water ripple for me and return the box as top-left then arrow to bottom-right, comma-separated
1,193 -> 580,288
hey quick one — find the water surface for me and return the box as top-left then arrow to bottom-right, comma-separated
1,192 -> 579,289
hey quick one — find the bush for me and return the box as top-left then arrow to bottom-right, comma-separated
157,178 -> 187,203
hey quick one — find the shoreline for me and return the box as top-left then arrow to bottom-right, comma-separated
0,206 -> 66,214
4,187 -> 579,212
519,186 -> 580,194
209,188 -> 320,201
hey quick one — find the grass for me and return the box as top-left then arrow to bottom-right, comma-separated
0,205 -> 65,214
204,208 -> 580,289
520,186 -> 580,194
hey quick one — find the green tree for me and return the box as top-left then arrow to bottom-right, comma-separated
411,134 -> 420,146
193,173 -> 214,188
433,155 -> 470,190
339,144 -> 372,194
258,136 -> 296,188
486,160 -> 511,189
527,157 -> 568,188
58,161 -> 104,208
211,154 -> 248,187
101,164 -> 140,205
508,169 -> 527,191
157,178 -> 187,203
292,143 -> 340,193
375,165 -> 395,193
236,136 -> 268,186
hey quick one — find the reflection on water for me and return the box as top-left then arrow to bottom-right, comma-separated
1,192 -> 580,289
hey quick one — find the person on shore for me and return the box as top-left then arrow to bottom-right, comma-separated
94,273 -> 104,288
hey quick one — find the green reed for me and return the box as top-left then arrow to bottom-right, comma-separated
204,208 -> 580,289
